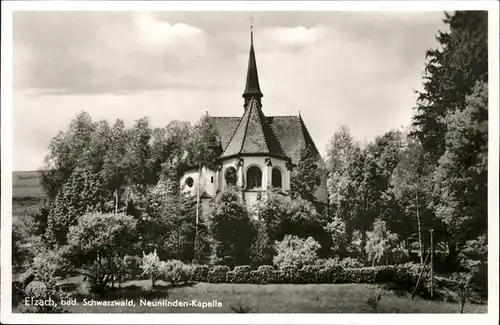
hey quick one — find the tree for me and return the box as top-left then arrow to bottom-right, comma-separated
250,220 -> 275,266
248,191 -> 286,266
283,197 -> 331,256
65,212 -> 137,294
326,126 -> 366,239
273,235 -> 320,269
46,167 -> 104,246
100,119 -> 130,213
140,249 -> 162,287
207,190 -> 254,267
433,81 -> 488,259
349,130 -> 404,247
150,120 -> 193,183
290,147 -> 321,202
412,11 -> 488,163
326,125 -> 356,173
79,120 -> 112,174
188,114 -> 221,258
124,117 -> 154,189
365,218 -> 407,266
250,189 -> 287,240
325,216 -> 349,257
132,177 -> 196,262
12,217 -> 32,270
389,137 -> 428,262
41,112 -> 96,200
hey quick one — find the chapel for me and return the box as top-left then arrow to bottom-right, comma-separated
180,30 -> 328,212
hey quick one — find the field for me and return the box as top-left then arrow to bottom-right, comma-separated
13,277 -> 487,314
12,171 -> 45,218
12,171 -> 45,199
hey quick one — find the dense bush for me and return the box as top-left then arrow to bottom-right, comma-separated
161,260 -> 186,286
32,248 -> 69,283
317,257 -> 364,269
19,281 -> 70,313
249,220 -> 276,267
19,249 -> 71,313
121,255 -> 142,281
182,263 -> 195,284
208,265 -> 230,283
273,235 -> 320,269
141,249 -> 162,287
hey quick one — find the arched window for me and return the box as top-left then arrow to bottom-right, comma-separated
272,168 -> 282,189
224,167 -> 237,186
185,177 -> 194,188
246,166 -> 262,190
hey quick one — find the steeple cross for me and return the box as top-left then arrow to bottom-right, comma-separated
249,13 -> 254,44
249,13 -> 254,30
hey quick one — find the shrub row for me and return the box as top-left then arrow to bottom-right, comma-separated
190,263 -> 422,286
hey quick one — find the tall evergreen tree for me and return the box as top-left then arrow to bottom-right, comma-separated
46,167 -> 104,246
412,11 -> 488,163
290,147 -> 321,202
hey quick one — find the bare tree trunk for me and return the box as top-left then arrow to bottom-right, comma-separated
115,187 -> 119,214
416,190 -> 423,265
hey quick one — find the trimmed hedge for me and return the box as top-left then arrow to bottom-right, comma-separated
189,263 -> 429,291
208,265 -> 230,283
231,265 -> 252,283
299,265 -> 321,284
192,265 -> 209,282
278,265 -> 301,284
184,262 -> 484,303
256,265 -> 276,284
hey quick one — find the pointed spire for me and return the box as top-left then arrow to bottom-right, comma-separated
243,26 -> 263,108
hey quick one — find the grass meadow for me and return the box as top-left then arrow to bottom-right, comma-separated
13,277 -> 487,314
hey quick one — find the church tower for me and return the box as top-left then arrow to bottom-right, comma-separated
242,28 -> 263,108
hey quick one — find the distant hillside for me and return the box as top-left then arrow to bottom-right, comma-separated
13,170 -> 45,199
12,171 -> 46,218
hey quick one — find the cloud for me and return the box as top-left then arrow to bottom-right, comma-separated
134,12 -> 206,51
14,12 -> 208,95
262,26 -> 327,52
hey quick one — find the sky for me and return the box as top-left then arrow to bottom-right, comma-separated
12,11 -> 448,171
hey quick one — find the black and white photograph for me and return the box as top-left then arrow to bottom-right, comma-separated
1,1 -> 499,324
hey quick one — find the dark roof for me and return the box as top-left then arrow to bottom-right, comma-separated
220,97 -> 286,159
209,111 -> 321,165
